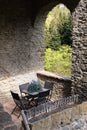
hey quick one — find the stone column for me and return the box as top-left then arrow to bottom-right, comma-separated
72,0 -> 87,101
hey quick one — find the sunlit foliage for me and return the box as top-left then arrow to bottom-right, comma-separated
44,45 -> 72,76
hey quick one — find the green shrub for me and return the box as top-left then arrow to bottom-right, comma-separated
44,45 -> 72,76
27,80 -> 42,93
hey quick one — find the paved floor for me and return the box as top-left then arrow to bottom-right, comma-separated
0,70 -> 38,130
0,70 -> 38,104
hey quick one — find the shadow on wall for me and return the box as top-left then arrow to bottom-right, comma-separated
0,67 -> 10,80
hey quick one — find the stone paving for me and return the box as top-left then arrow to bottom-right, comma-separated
0,70 -> 38,130
0,70 -> 38,104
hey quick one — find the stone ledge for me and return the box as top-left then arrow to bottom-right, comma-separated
37,70 -> 71,82
37,70 -> 72,99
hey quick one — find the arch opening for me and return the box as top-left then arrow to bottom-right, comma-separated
0,0 -> 87,103
44,3 -> 72,76
34,0 -> 87,102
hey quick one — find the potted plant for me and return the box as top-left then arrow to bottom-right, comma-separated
27,80 -> 42,93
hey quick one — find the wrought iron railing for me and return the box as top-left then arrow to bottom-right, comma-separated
21,94 -> 78,122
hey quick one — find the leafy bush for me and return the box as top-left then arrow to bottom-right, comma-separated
27,80 -> 42,93
44,45 -> 72,76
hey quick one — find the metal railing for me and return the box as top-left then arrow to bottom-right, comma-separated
22,94 -> 78,121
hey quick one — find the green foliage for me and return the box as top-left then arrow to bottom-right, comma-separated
44,45 -> 72,76
45,27 -> 61,50
45,4 -> 73,50
58,13 -> 73,45
27,80 -> 42,93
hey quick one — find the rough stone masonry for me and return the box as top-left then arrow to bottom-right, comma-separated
0,0 -> 87,101
72,0 -> 87,101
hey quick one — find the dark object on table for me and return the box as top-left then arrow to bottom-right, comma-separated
27,80 -> 42,93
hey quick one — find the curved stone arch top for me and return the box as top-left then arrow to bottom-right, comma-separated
32,0 -> 80,26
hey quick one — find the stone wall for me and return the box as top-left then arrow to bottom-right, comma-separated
72,0 -> 87,101
0,0 -> 80,81
0,0 -> 45,80
37,70 -> 71,100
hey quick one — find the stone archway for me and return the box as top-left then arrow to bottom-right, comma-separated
34,0 -> 87,101
0,0 -> 87,101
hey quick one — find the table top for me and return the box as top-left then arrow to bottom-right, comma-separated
22,87 -> 49,96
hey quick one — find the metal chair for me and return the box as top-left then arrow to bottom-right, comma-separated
19,82 -> 29,97
10,90 -> 29,117
44,80 -> 54,99
37,89 -> 50,105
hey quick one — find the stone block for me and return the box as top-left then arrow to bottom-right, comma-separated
82,101 -> 87,114
51,112 -> 61,130
60,108 -> 71,126
30,116 -> 51,130
71,105 -> 82,121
